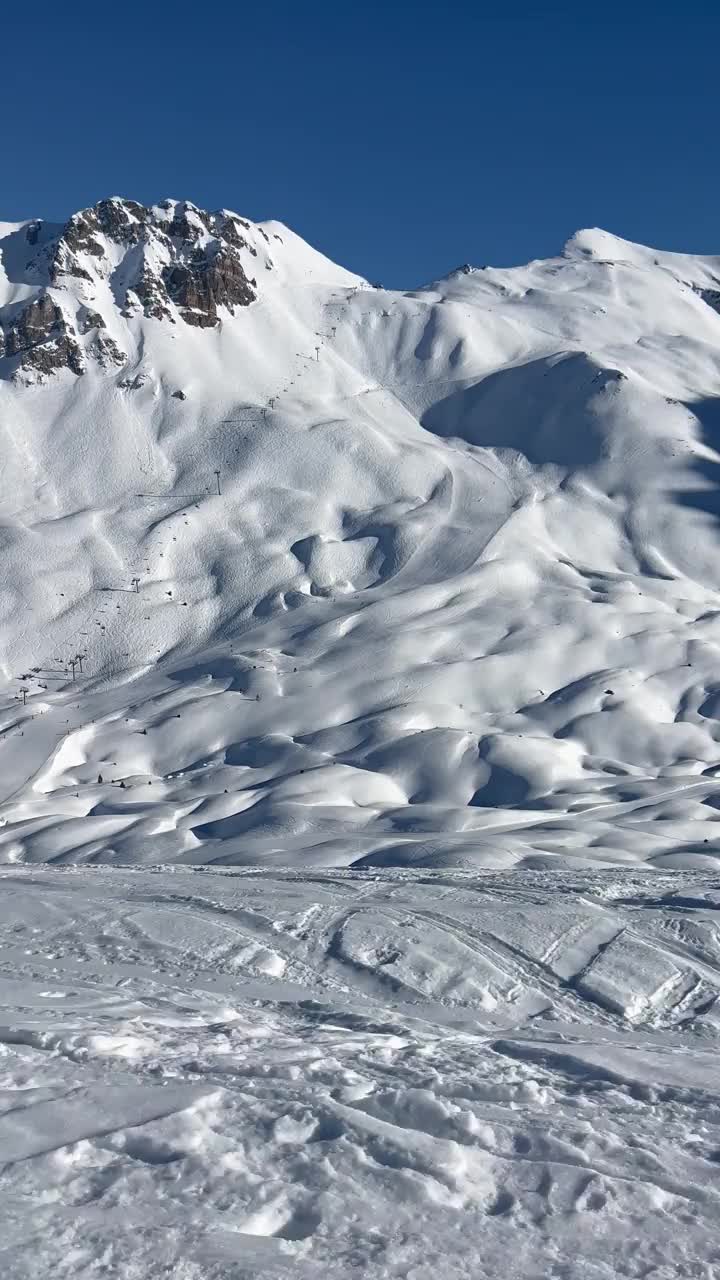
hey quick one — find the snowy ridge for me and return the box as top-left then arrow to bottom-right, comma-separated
1,205 -> 720,869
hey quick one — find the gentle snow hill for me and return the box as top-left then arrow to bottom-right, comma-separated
3,201 -> 720,868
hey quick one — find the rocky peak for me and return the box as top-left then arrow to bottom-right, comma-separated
0,197 -> 269,380
49,198 -> 149,282
48,197 -> 260,311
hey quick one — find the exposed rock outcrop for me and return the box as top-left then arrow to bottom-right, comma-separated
49,211 -> 105,282
93,197 -> 148,243
125,267 -> 175,322
50,199 -> 149,283
163,244 -> 256,326
695,285 -> 720,315
77,307 -> 105,335
91,330 -> 126,368
0,196 -> 265,379
2,295 -> 84,378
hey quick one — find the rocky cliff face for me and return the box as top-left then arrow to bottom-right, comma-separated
1,294 -> 85,377
0,198 -> 264,381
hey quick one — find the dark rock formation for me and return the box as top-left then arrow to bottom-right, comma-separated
163,244 -> 256,326
50,210 -> 105,282
51,198 -> 259,326
5,295 -> 62,355
162,202 -> 213,241
220,216 -> 256,254
61,212 -> 105,258
91,330 -> 125,368
78,307 -> 105,335
76,306 -> 125,366
3,295 -> 84,378
696,286 -> 720,315
93,198 -> 148,243
49,199 -> 151,284
1,196 -> 264,379
126,268 -> 174,322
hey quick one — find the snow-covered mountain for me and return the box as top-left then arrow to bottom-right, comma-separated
3,201 -> 720,868
5,201 -> 720,1280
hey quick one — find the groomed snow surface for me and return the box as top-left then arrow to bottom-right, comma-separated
3,211 -> 720,1274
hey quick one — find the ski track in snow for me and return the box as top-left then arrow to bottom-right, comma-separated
3,211 -> 720,1273
2,866 -> 720,1279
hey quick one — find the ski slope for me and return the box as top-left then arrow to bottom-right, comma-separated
2,203 -> 720,1275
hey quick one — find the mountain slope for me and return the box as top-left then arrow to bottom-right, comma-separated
2,203 -> 720,867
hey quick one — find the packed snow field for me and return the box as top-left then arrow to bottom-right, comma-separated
2,202 -> 720,1274
3,866 -> 720,1278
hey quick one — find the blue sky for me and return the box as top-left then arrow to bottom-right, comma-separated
3,0 -> 718,287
